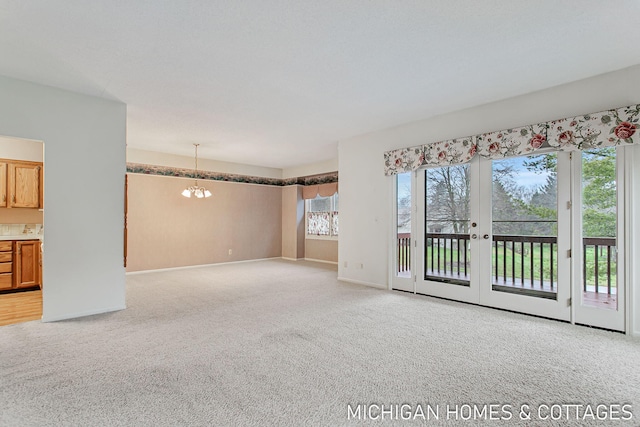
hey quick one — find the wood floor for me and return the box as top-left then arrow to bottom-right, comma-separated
0,289 -> 42,326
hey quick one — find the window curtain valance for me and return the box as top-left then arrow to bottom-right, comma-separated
548,104 -> 640,151
477,123 -> 549,159
424,137 -> 476,166
383,104 -> 640,176
302,182 -> 338,199
383,138 -> 476,175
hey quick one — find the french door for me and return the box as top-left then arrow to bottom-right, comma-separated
414,152 -> 573,322
414,159 -> 480,304
393,148 -> 627,331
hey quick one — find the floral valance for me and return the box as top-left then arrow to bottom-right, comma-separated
383,138 -> 476,175
383,146 -> 426,175
425,137 -> 476,166
383,104 -> 640,176
548,105 -> 640,151
477,123 -> 549,159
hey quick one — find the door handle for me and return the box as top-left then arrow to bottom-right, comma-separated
483,234 -> 490,239
471,234 -> 477,239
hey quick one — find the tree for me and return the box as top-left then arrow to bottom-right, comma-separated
492,178 -> 522,234
523,149 -> 617,237
397,181 -> 412,231
490,153 -> 558,236
426,165 -> 470,233
582,147 -> 616,237
525,173 -> 557,235
425,163 -> 518,234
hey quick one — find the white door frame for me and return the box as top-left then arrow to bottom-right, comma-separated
390,171 -> 416,293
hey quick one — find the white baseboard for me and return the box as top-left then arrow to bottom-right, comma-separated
281,257 -> 338,265
42,304 -> 126,323
126,257 -> 281,275
304,258 -> 338,265
338,276 -> 387,290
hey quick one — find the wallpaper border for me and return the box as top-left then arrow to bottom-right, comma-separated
126,163 -> 338,187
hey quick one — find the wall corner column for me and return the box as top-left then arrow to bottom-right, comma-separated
282,185 -> 305,259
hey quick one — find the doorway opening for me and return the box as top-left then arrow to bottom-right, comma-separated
0,135 -> 44,326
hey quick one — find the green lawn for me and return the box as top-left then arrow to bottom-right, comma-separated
423,241 -> 557,284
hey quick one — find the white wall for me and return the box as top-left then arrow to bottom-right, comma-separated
0,75 -> 126,321
282,158 -> 338,179
127,147 -> 282,179
338,64 -> 640,332
0,135 -> 43,162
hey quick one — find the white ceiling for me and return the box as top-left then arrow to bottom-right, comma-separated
1,1 -> 640,169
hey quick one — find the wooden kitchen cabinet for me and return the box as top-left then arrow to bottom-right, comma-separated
0,241 -> 12,290
0,159 -> 43,209
0,162 -> 7,208
8,161 -> 42,208
0,240 -> 42,291
15,240 -> 41,289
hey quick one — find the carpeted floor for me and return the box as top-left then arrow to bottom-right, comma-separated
1,259 -> 638,426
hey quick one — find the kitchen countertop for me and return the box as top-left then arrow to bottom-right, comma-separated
0,235 -> 43,241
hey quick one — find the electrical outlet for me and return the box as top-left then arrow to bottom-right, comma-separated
228,249 -> 232,255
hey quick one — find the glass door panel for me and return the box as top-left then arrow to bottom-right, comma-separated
424,164 -> 471,286
574,147 -> 625,331
491,154 -> 558,300
396,172 -> 412,278
392,172 -> 414,292
581,147 -> 617,310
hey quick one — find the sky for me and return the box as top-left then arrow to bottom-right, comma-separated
494,156 -> 552,189
396,155 -> 552,201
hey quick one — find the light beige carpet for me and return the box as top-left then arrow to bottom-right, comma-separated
1,259 -> 639,426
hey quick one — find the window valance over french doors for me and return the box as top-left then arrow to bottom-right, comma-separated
383,104 -> 640,176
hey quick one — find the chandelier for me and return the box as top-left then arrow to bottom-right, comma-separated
181,143 -> 212,198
